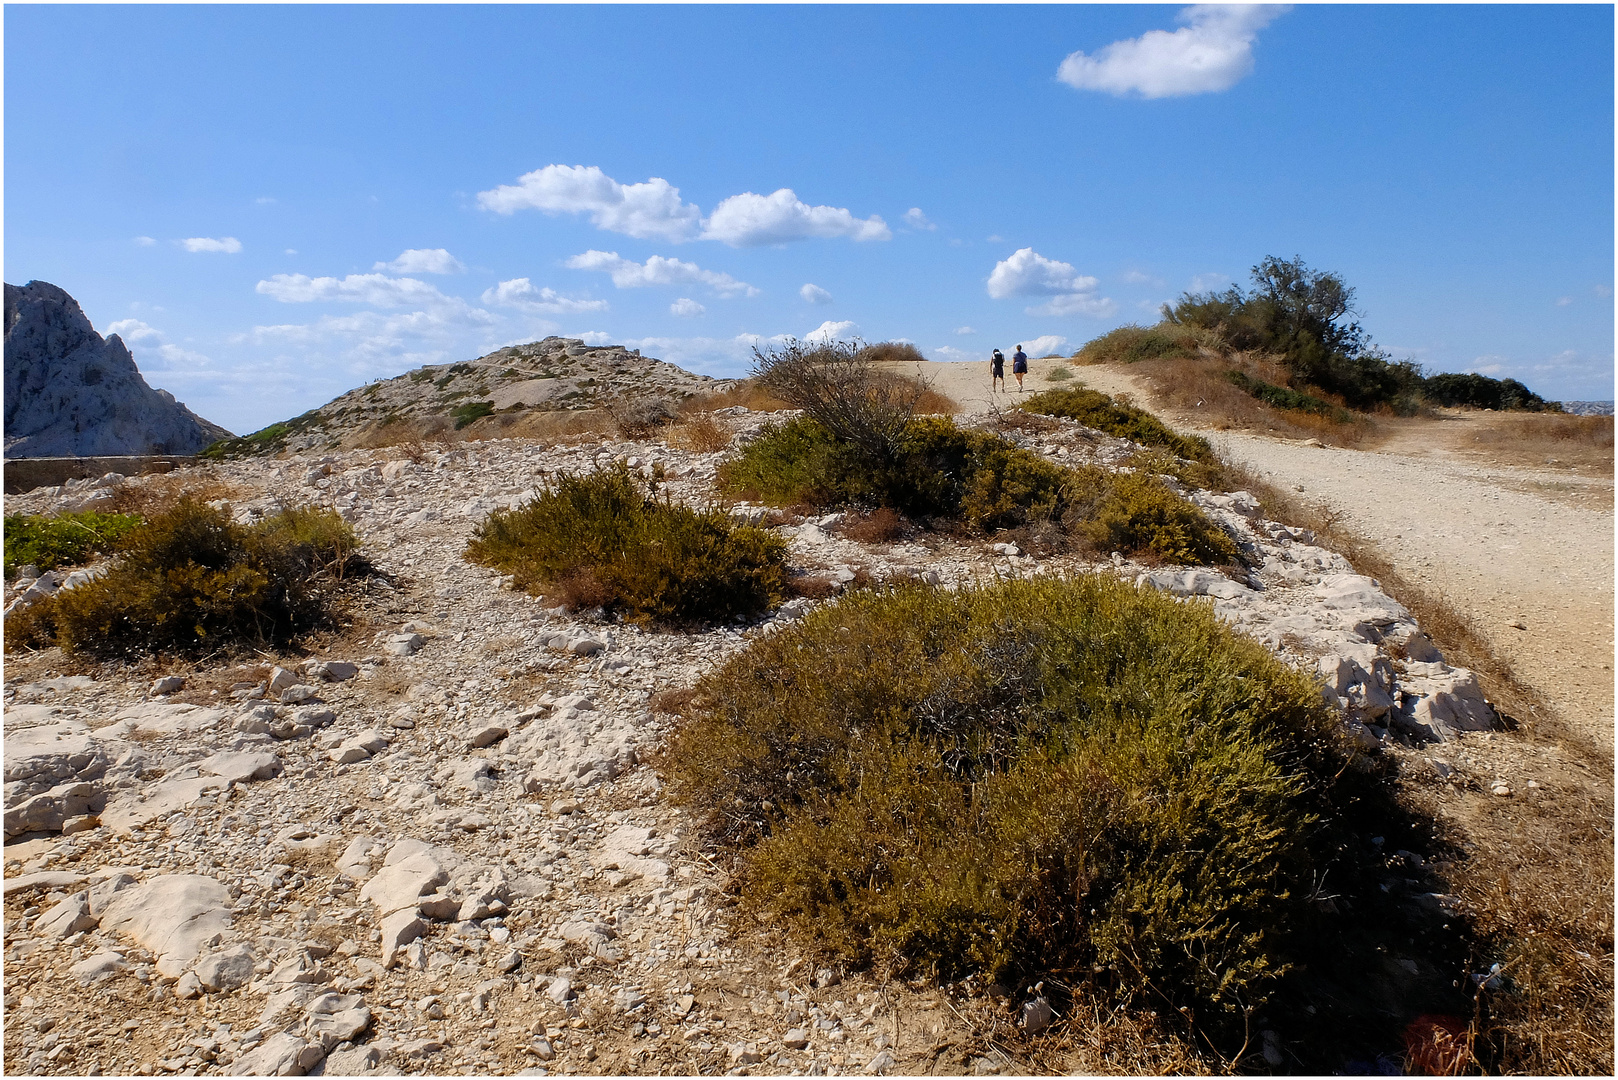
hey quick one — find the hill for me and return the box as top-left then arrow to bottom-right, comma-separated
3,280 -> 232,458
206,337 -> 736,457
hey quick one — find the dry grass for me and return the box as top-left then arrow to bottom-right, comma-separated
839,507 -> 906,543
664,414 -> 732,453
1218,457 -> 1614,1075
1126,355 -> 1376,448
106,471 -> 245,517
1446,411 -> 1613,472
683,380 -> 795,413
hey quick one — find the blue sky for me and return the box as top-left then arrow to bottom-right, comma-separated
6,4 -> 1612,435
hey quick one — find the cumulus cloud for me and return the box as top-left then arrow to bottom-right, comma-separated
670,298 -> 706,318
1057,4 -> 1287,99
572,331 -> 615,346
133,236 -> 157,247
1555,296 -> 1574,307
702,189 -> 890,246
987,248 -> 1116,317
800,283 -> 833,305
181,236 -> 242,254
1190,272 -> 1232,292
481,278 -> 608,314
954,326 -> 977,335
1122,269 -> 1165,286
476,164 -> 702,243
903,207 -> 938,231
105,318 -> 213,371
257,272 -> 463,309
374,248 -> 466,275
564,250 -> 759,298
1014,335 -> 1070,358
804,319 -> 859,344
931,345 -> 981,363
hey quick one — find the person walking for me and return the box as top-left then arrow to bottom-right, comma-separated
1012,345 -> 1028,391
990,348 -> 1005,392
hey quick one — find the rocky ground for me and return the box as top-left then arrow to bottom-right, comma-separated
0,402 -> 1574,1076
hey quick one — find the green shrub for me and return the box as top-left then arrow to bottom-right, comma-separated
1074,323 -> 1210,365
1020,387 -> 1217,463
721,415 -> 1234,563
1077,470 -> 1240,564
3,511 -> 143,580
664,576 -> 1343,1021
199,410 -> 326,459
1225,370 -> 1357,423
1422,372 -> 1560,412
14,500 -> 364,658
451,400 -> 496,429
465,466 -> 789,627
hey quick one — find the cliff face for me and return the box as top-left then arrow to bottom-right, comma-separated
3,280 -> 232,458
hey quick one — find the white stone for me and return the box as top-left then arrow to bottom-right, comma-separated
195,943 -> 256,992
228,1032 -> 325,1076
97,874 -> 233,977
197,750 -> 282,783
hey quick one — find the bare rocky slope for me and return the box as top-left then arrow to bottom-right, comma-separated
3,281 -> 232,458
1,352 -> 1600,1075
215,338 -> 735,457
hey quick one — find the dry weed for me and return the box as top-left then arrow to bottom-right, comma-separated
1129,355 -> 1375,448
840,507 -> 905,543
107,471 -> 244,517
683,380 -> 794,413
665,414 -> 731,453
1459,411 -> 1613,471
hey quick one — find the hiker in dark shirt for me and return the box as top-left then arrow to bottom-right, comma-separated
991,349 -> 1005,392
1012,346 -> 1028,391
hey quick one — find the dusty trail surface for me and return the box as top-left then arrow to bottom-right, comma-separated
906,358 -> 1615,751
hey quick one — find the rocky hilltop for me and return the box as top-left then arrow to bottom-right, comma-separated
218,338 -> 737,457
3,281 -> 232,458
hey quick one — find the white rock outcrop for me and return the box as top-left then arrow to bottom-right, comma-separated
4,280 -> 231,457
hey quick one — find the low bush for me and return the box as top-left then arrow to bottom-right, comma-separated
663,576 -> 1345,1024
1423,372 -> 1559,412
451,400 -> 496,430
3,511 -> 143,580
9,499 -> 364,658
1019,387 -> 1217,463
721,415 -> 1236,564
1074,323 -> 1213,365
856,341 -> 927,364
665,414 -> 732,453
1225,370 -> 1357,423
464,466 -> 789,627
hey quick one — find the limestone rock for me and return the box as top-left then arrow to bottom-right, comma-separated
228,1032 -> 325,1076
97,873 -> 233,976
3,779 -> 105,838
195,943 -> 256,992
4,279 -> 231,457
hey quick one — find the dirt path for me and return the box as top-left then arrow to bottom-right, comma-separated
901,359 -> 1615,752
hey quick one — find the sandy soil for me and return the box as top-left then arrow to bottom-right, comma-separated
899,358 -> 1615,752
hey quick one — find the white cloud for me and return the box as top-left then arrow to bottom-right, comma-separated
1123,269 -> 1165,286
988,249 -> 1097,299
133,236 -> 157,247
475,164 -> 702,243
1190,272 -> 1232,292
702,189 -> 890,246
180,236 -> 242,254
256,272 -> 473,310
670,298 -> 706,318
932,345 -> 981,363
285,249 -> 298,255
1594,284 -> 1614,299
255,197 -> 277,205
1032,293 -> 1119,318
105,318 -> 213,371
481,278 -> 608,314
987,247 -> 1116,317
804,319 -> 859,344
572,331 -> 614,346
800,283 -> 833,305
1014,335 -> 1070,358
106,318 -> 163,344
986,234 -> 1004,243
564,250 -> 758,298
903,207 -> 938,231
1555,296 -> 1574,307
1057,4 -> 1288,99
374,248 -> 466,275
954,326 -> 977,335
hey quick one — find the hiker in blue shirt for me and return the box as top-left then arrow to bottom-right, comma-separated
1012,346 -> 1028,391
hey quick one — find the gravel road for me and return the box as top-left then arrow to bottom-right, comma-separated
904,358 -> 1615,751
